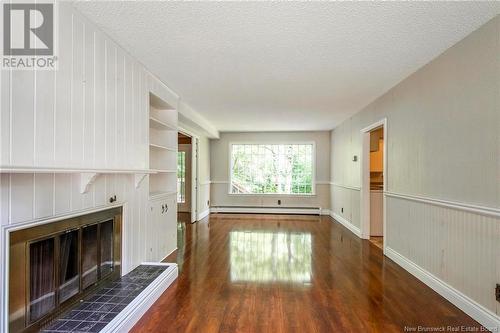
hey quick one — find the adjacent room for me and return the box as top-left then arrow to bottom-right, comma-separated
0,1 -> 498,332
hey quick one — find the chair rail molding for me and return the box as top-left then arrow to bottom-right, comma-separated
385,191 -> 500,218
330,182 -> 361,191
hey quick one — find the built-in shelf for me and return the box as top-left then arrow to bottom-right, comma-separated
149,117 -> 176,131
149,92 -> 177,198
149,143 -> 177,152
149,191 -> 176,200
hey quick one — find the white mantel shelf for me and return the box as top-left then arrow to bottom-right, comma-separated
0,166 -> 156,174
0,166 -> 160,193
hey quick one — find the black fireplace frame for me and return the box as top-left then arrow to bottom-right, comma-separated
9,207 -> 122,333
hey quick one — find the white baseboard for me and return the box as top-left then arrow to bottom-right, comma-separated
320,208 -> 331,216
385,247 -> 500,331
197,209 -> 210,220
210,206 -> 321,215
159,247 -> 178,263
102,263 -> 178,333
330,212 -> 362,238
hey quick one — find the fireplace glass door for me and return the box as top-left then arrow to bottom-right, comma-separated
82,224 -> 98,289
29,238 -> 55,323
9,207 -> 122,333
59,230 -> 80,303
100,220 -> 114,277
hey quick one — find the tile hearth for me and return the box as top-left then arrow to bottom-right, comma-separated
41,265 -> 169,333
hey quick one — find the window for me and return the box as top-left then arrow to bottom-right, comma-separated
230,143 -> 314,195
177,151 -> 186,203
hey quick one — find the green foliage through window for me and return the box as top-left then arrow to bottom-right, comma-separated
230,144 -> 314,195
177,151 -> 186,203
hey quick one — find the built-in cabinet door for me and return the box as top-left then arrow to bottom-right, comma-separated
148,194 -> 177,262
164,195 -> 177,257
147,201 -> 158,261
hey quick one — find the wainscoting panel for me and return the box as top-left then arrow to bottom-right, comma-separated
386,195 -> 500,316
330,184 -> 361,230
198,181 -> 211,220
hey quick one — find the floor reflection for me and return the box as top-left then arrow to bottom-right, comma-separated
175,221 -> 186,273
229,231 -> 312,283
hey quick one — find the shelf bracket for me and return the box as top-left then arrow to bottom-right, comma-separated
134,173 -> 148,189
80,173 -> 99,194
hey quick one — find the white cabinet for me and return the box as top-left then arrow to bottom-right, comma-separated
147,194 -> 177,262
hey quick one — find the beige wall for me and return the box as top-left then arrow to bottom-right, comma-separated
330,16 -> 499,320
210,131 -> 331,209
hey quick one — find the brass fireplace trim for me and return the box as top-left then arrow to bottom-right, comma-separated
9,207 -> 122,333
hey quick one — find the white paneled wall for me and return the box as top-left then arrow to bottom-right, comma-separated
330,184 -> 360,228
0,3 -> 179,272
386,196 -> 499,317
0,3 -> 152,170
1,173 -> 148,266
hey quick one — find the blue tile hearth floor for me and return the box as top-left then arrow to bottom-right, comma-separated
41,265 -> 168,333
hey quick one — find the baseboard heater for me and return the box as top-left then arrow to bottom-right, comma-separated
210,206 -> 322,215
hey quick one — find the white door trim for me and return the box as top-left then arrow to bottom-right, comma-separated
178,126 -> 200,223
360,118 -> 387,252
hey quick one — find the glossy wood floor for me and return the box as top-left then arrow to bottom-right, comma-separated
132,214 -> 482,333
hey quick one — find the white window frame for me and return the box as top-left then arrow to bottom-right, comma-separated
228,141 -> 316,197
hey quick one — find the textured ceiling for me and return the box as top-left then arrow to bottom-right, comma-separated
73,1 -> 499,132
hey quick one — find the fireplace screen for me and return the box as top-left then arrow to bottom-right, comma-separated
82,224 -> 98,289
29,238 -> 55,322
9,208 -> 122,332
59,230 -> 79,303
100,220 -> 114,277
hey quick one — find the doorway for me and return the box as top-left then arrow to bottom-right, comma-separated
178,132 -> 192,223
360,119 -> 387,252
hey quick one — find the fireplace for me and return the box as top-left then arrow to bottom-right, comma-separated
9,207 -> 122,333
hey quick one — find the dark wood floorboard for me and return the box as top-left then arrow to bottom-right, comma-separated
177,211 -> 191,224
369,236 -> 384,250
132,213 -> 482,333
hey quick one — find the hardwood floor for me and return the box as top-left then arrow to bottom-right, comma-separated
177,211 -> 191,224
370,236 -> 384,250
132,213 -> 482,333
